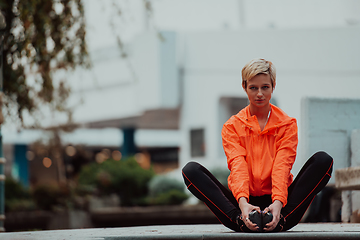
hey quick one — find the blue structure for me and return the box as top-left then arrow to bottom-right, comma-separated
122,128 -> 137,158
13,144 -> 29,188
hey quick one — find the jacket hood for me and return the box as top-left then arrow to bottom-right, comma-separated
234,104 -> 296,132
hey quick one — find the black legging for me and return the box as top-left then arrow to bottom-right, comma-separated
182,151 -> 333,232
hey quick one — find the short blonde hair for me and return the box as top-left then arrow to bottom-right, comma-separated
241,58 -> 276,89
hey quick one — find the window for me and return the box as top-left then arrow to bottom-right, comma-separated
190,129 -> 205,157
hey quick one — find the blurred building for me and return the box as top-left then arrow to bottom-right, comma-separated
3,0 -> 360,186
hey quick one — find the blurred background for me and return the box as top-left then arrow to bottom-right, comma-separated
1,0 -> 360,232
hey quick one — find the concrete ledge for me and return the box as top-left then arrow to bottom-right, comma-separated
1,223 -> 360,240
91,204 -> 218,227
4,205 -> 218,231
335,166 -> 360,190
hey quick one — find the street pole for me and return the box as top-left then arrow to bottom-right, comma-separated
0,11 -> 6,232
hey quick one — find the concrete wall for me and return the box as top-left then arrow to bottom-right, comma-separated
301,98 -> 360,184
351,130 -> 360,167
350,130 -> 360,222
338,129 -> 360,222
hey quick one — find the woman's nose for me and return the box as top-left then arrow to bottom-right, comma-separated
257,89 -> 263,97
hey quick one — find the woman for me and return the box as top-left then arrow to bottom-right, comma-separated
182,58 -> 333,232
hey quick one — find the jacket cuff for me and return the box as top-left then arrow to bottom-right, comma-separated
272,195 -> 287,207
236,193 -> 249,203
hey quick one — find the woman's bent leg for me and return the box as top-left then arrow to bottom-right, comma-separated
182,162 -> 241,232
281,151 -> 333,231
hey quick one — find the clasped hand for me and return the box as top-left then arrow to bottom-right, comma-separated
238,197 -> 282,232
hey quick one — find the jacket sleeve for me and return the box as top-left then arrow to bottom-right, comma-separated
271,119 -> 298,207
222,122 -> 249,202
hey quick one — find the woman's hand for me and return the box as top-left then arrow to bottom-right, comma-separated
263,200 -> 283,232
238,197 -> 261,231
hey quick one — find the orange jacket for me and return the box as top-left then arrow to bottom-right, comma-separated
222,104 -> 298,207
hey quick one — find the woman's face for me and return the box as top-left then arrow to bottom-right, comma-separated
245,74 -> 273,108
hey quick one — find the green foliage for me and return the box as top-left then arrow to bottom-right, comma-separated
32,184 -> 69,211
5,177 -> 73,211
77,160 -> 100,186
5,198 -> 37,212
4,177 -> 35,211
148,175 -> 184,197
5,177 -> 30,200
0,0 -> 90,124
78,157 -> 155,206
147,175 -> 188,205
150,189 -> 188,206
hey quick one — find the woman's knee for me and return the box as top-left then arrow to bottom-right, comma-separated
182,161 -> 202,179
312,151 -> 333,173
